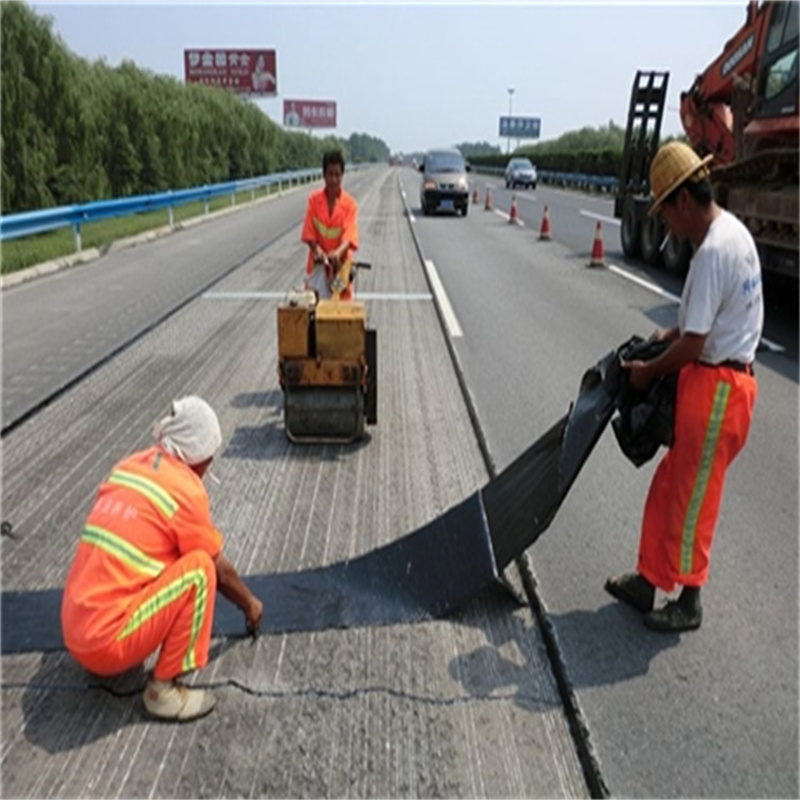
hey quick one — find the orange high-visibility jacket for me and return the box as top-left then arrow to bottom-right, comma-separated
62,446 -> 224,655
301,187 -> 359,277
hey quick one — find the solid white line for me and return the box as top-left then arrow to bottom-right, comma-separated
606,262 -> 785,353
202,290 -> 433,301
606,264 -> 678,301
359,292 -> 432,301
423,259 -> 463,338
493,209 -> 524,227
202,291 -> 285,299
580,209 -> 620,226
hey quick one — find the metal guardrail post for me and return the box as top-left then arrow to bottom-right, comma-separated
73,222 -> 82,253
230,191 -> 236,207
168,205 -> 174,230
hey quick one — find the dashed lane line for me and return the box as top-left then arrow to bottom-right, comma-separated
423,259 -> 463,338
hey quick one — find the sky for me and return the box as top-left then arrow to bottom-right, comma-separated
30,1 -> 752,155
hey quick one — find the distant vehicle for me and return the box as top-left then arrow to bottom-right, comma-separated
419,148 -> 470,216
504,157 -> 538,189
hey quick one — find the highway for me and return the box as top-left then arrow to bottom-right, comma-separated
2,165 -> 797,798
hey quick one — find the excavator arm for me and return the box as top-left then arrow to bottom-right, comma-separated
680,1 -> 771,164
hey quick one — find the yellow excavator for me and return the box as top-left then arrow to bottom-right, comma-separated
277,261 -> 376,443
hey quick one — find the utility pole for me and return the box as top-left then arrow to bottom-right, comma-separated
507,88 -> 515,155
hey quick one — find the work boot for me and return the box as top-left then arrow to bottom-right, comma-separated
143,678 -> 216,722
644,587 -> 702,633
604,572 -> 655,613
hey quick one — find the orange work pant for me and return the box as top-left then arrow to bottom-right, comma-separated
637,363 -> 757,592
73,550 -> 217,681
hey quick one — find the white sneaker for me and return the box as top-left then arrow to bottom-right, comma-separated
143,679 -> 216,722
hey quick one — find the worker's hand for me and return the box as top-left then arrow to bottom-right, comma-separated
245,596 -> 263,635
620,359 -> 652,392
649,328 -> 670,342
328,251 -> 342,270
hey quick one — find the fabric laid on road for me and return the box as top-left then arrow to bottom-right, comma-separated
2,342 -> 648,655
2,493 -> 497,651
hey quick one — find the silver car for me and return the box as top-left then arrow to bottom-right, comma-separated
419,148 -> 470,216
504,157 -> 537,189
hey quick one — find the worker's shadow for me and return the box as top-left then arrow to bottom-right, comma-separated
448,587 -> 680,709
19,638 -> 238,754
446,582 -> 560,713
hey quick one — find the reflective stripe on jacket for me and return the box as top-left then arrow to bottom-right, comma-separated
61,446 -> 223,651
301,187 -> 359,275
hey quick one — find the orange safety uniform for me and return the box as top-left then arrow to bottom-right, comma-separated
301,187 -> 359,300
637,363 -> 757,592
61,446 -> 223,681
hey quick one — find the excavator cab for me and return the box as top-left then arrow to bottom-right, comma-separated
751,0 -> 799,145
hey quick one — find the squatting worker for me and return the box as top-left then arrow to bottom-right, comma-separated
61,396 -> 263,721
607,141 -> 763,633
301,148 -> 359,300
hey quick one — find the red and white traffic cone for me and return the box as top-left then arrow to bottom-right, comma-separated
484,186 -> 493,211
538,205 -> 552,240
508,194 -> 519,224
589,221 -> 606,267
472,186 -> 480,204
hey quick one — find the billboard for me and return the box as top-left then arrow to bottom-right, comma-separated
283,99 -> 337,129
184,49 -> 277,96
499,116 -> 541,139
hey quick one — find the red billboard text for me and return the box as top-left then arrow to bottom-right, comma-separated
283,99 -> 337,129
184,49 -> 277,97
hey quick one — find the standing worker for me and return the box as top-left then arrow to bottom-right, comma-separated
606,141 -> 763,633
301,149 -> 359,299
61,396 -> 263,721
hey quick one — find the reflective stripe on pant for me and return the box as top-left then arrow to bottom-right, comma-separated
74,550 -> 217,681
637,363 -> 757,592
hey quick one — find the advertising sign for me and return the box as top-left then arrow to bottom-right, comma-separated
499,116 -> 541,139
283,99 -> 337,129
184,49 -> 277,97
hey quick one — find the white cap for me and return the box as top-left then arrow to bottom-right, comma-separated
153,396 -> 222,466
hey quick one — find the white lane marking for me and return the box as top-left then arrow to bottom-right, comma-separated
202,291 -> 285,299
423,259 -> 463,338
606,262 -> 785,353
493,209 -> 524,227
360,292 -> 431,301
580,209 -> 620,226
202,291 -> 432,301
606,264 -> 677,301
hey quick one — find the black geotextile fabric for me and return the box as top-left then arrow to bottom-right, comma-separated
2,493 -> 497,652
1,336 -> 676,654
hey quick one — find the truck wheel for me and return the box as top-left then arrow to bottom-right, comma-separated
621,201 -> 641,258
640,215 -> 664,266
663,235 -> 691,275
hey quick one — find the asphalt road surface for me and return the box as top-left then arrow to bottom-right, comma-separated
2,165 -> 797,798
408,167 -> 798,799
1,168 -> 588,799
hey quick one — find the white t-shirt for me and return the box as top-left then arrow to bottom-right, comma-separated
679,209 -> 764,364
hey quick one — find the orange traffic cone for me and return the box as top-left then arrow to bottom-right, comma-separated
472,186 -> 480,204
538,205 -> 552,240
589,221 -> 606,267
508,194 -> 519,224
484,186 -> 493,211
